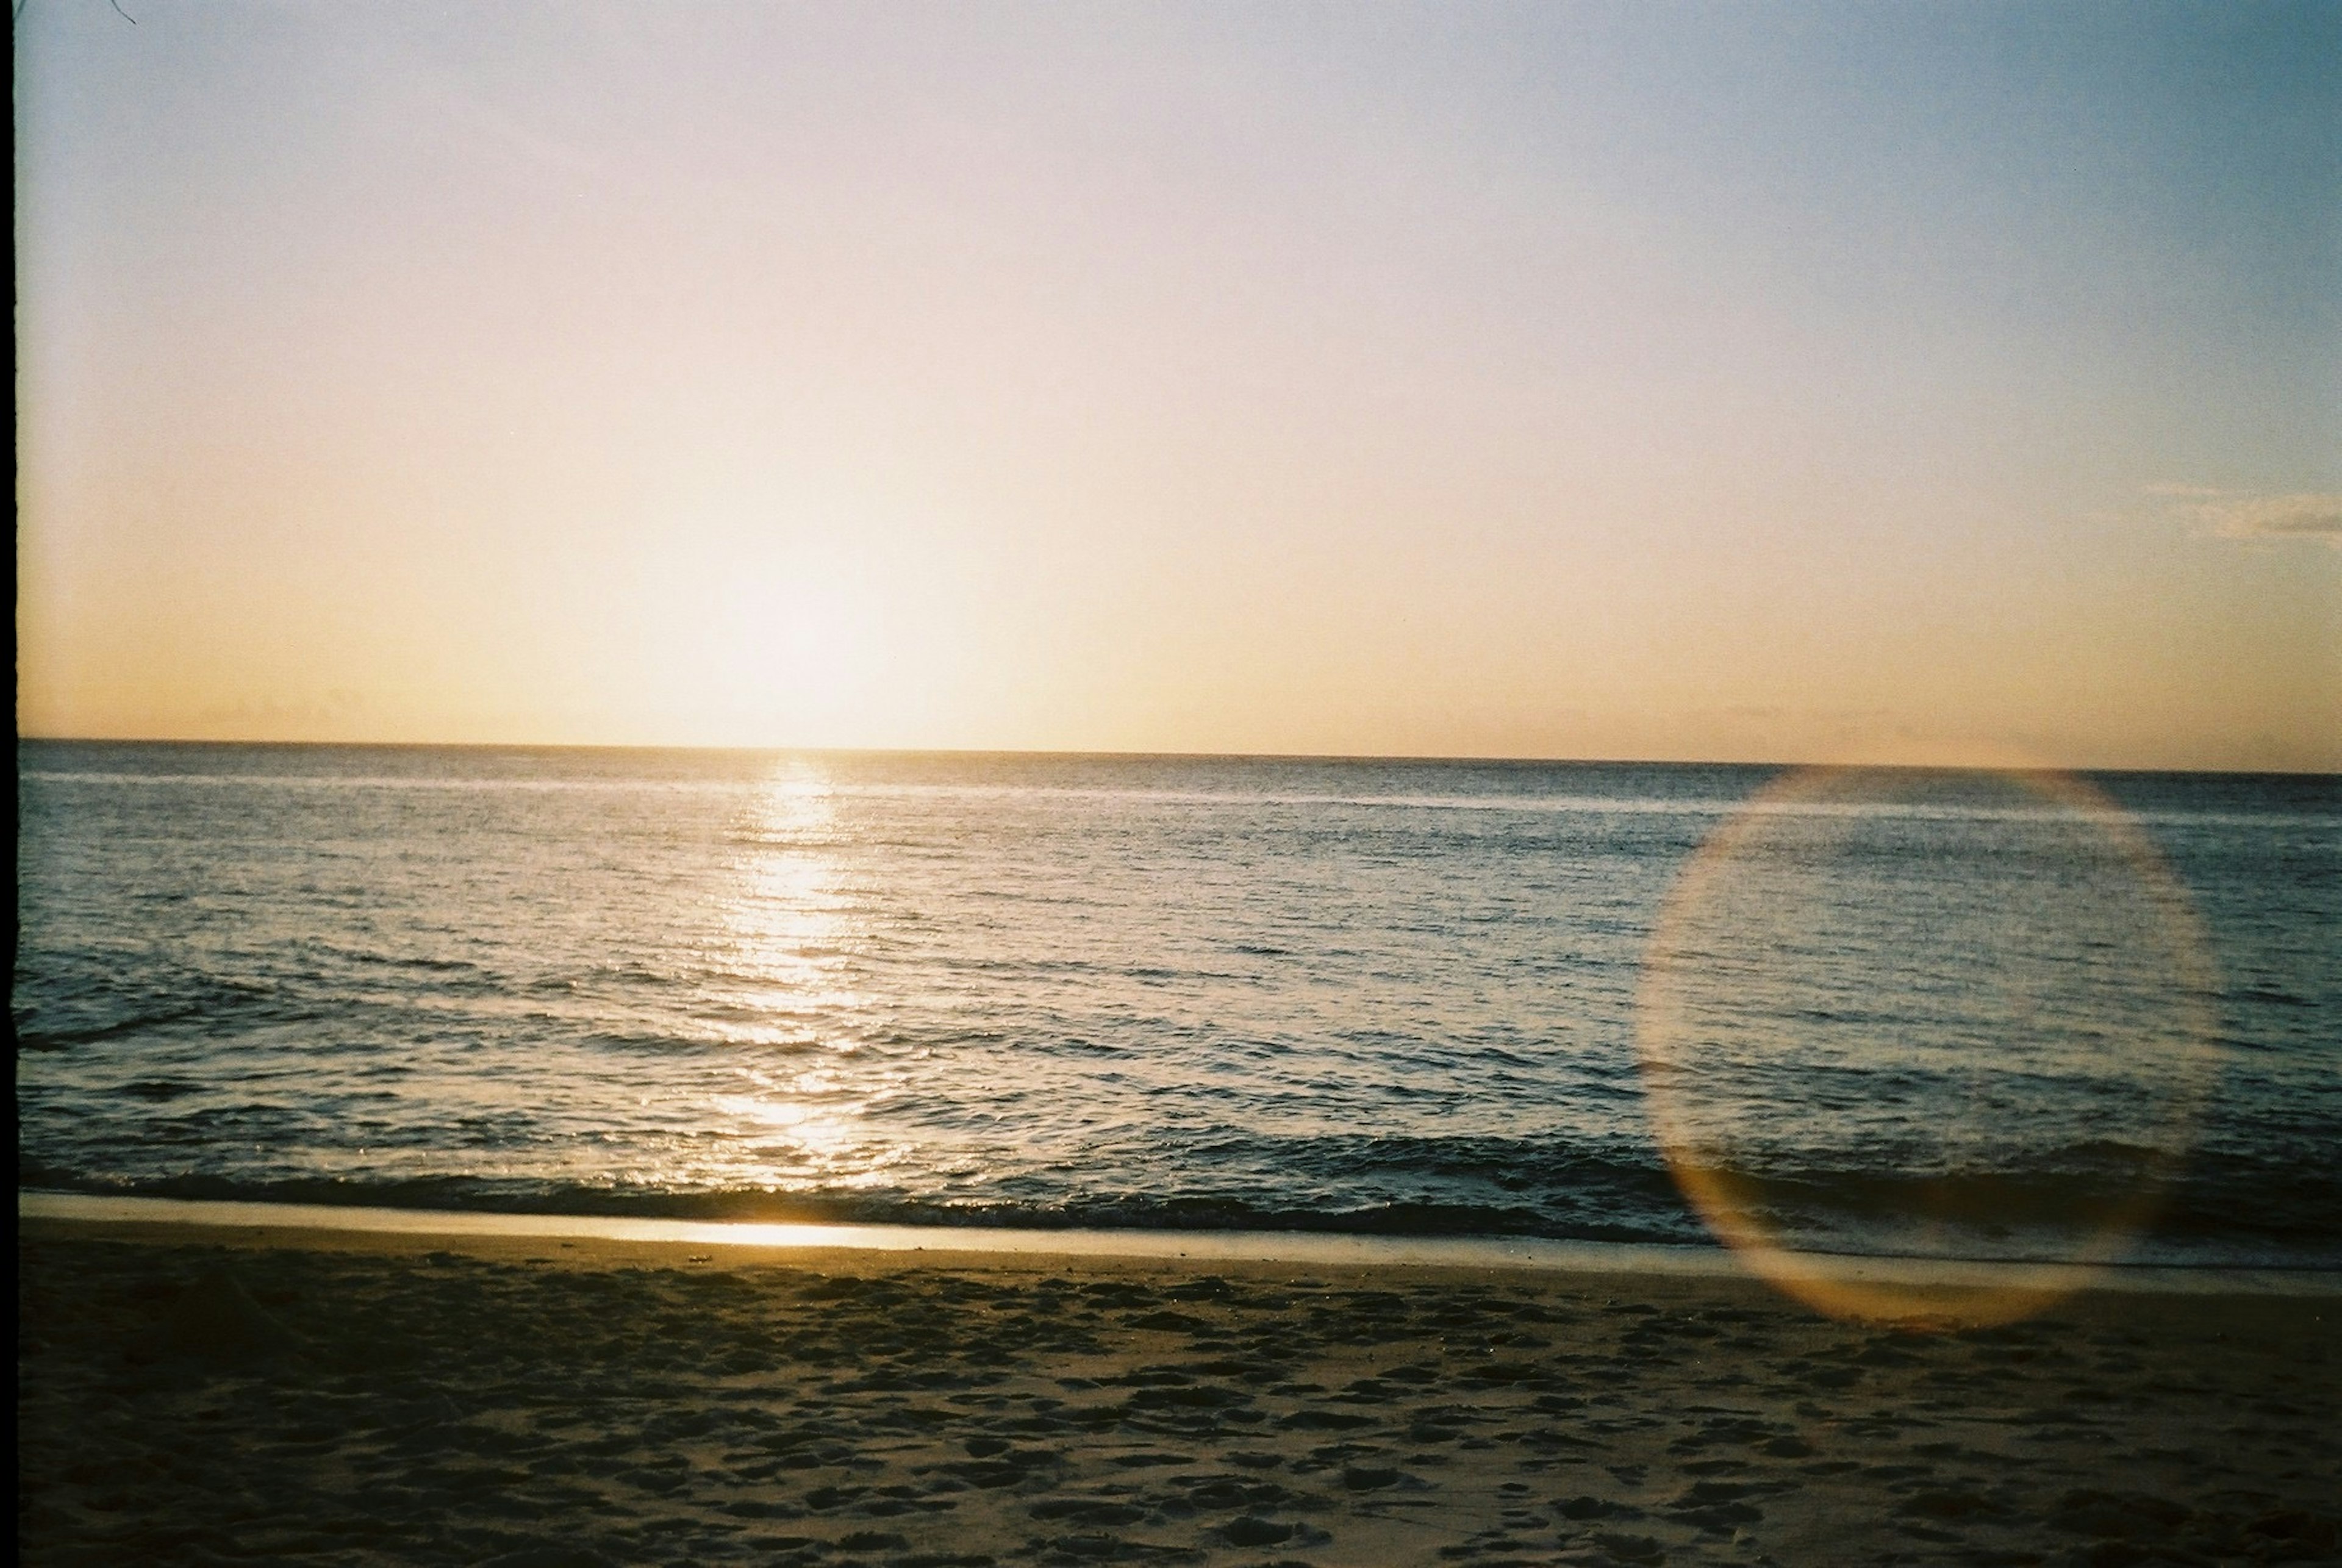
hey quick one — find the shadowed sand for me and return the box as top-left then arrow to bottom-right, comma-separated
18,1217 -> 2339,1567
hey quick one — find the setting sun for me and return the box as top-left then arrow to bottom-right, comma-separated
16,5 -> 2340,1563
15,0 -> 2336,767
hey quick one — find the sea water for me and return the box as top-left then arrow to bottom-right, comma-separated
15,742 -> 2338,1267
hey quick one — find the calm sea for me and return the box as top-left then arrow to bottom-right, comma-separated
15,742 -> 2339,1268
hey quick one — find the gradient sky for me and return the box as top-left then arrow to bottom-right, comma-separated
16,1 -> 2340,767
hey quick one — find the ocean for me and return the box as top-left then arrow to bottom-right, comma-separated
15,742 -> 2339,1270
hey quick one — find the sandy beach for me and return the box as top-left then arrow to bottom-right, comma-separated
18,1217 -> 2339,1567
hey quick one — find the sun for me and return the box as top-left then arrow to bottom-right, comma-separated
649,546 -> 891,745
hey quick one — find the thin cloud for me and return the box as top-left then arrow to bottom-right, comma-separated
2150,487 -> 2342,544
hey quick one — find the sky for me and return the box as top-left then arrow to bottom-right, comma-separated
15,0 -> 2341,768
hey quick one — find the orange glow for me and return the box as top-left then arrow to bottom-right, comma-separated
13,3 -> 2337,766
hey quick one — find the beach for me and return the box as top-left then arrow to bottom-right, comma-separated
19,1217 -> 2338,1567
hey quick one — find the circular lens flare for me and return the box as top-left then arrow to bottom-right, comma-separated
1635,768 -> 2219,1327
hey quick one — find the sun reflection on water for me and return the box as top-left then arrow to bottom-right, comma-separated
695,764 -> 915,1192
720,766 -> 865,1016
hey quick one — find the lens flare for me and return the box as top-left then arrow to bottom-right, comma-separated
1635,768 -> 2220,1326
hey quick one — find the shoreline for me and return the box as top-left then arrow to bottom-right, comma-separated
23,1189 -> 2342,1299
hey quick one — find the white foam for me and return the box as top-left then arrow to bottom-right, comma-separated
22,1191 -> 2339,1297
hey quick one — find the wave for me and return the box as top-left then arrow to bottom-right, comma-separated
12,971 -> 301,1050
20,1140 -> 2340,1265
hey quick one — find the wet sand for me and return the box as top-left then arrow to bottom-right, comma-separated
18,1217 -> 2339,1566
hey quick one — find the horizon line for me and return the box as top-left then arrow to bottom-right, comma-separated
16,734 -> 2340,780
